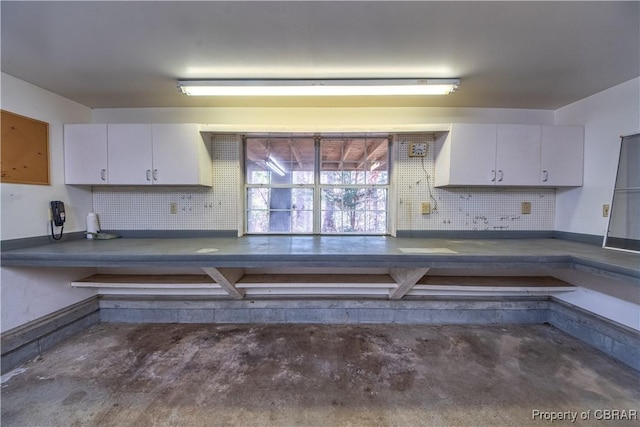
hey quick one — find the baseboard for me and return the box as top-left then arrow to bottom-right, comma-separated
1,297 -> 100,374
99,296 -> 551,325
548,298 -> 640,371
552,231 -> 603,245
396,230 -> 554,239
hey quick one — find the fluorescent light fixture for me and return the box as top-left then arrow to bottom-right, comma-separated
177,79 -> 459,97
265,158 -> 286,176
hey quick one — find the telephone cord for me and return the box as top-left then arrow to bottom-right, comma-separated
50,221 -> 64,241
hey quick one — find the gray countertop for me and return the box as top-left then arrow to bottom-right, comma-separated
2,236 -> 639,283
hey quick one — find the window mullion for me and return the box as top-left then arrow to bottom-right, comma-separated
313,135 -> 321,234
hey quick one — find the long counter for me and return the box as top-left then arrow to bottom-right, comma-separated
2,236 -> 639,284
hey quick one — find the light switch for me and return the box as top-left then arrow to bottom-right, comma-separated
521,202 -> 531,215
421,202 -> 431,214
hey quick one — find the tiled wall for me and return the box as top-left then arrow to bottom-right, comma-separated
93,133 -> 555,233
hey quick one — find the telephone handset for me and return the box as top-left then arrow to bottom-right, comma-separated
51,201 -> 66,226
50,201 -> 65,240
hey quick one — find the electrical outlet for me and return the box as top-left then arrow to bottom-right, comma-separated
602,204 -> 610,217
421,202 -> 431,214
521,202 -> 531,215
170,202 -> 177,215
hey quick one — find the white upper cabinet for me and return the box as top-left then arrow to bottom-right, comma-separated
64,123 -> 212,186
64,124 -> 108,185
496,124 -> 541,185
107,124 -> 153,185
151,124 -> 211,186
540,125 -> 584,186
435,123 -> 583,187
435,123 -> 498,186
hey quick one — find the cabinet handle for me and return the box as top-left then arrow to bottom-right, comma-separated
100,169 -> 106,181
498,170 -> 504,182
491,170 -> 496,182
542,170 -> 549,182
153,169 -> 158,181
146,170 -> 151,181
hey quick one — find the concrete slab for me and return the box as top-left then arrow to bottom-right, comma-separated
2,323 -> 638,427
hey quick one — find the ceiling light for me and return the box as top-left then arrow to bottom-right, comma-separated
265,158 -> 286,176
177,79 -> 459,97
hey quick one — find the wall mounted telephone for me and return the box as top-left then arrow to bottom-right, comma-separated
50,201 -> 65,240
51,201 -> 66,226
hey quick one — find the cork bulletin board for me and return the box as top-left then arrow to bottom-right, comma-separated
1,110 -> 50,185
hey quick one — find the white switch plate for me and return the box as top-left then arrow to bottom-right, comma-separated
409,142 -> 428,157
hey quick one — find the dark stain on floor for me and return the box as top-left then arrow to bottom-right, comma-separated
2,323 -> 639,426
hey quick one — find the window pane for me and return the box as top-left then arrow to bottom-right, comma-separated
320,187 -> 387,234
246,187 -> 314,233
320,137 -> 388,185
342,167 -> 365,184
292,187 -> 313,211
247,188 -> 270,209
292,211 -> 313,233
361,188 -> 388,210
247,210 -> 269,233
246,137 -> 314,184
366,138 -> 389,183
320,168 -> 342,184
366,170 -> 389,185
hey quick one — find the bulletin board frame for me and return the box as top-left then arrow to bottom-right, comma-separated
1,109 -> 50,185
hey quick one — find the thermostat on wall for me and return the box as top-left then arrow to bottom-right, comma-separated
409,142 -> 428,157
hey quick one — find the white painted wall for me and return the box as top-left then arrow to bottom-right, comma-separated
554,77 -> 640,237
1,267 -> 96,332
554,288 -> 639,331
92,106 -> 554,128
1,73 -> 96,333
1,73 -> 94,240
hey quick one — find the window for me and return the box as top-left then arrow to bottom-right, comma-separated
245,135 -> 389,234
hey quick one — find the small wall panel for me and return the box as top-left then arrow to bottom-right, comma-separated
1,110 -> 50,185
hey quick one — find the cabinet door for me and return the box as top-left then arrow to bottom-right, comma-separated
64,124 -> 108,184
107,124 -> 153,185
540,125 -> 584,186
151,124 -> 202,185
447,123 -> 497,185
496,125 -> 541,185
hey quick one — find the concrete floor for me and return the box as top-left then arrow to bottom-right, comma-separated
2,323 -> 639,427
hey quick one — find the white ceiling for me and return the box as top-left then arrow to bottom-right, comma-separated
1,1 -> 638,110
